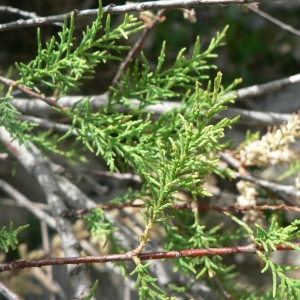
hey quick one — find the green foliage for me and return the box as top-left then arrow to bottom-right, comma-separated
0,94 -> 34,144
16,4 -> 144,95
276,160 -> 300,182
84,280 -> 99,300
1,0 -> 144,150
0,222 -> 29,252
4,7 -> 241,295
85,208 -> 125,253
256,218 -> 300,298
85,208 -> 128,277
130,259 -> 173,300
110,26 -> 230,108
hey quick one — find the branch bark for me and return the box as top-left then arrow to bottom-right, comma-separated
0,126 -> 95,300
1,243 -> 300,273
7,72 -> 300,127
220,152 -> 300,205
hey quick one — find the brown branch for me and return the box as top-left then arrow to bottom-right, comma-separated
0,0 -> 279,32
1,243 -> 300,273
249,4 -> 300,37
111,9 -> 168,86
0,76 -> 69,111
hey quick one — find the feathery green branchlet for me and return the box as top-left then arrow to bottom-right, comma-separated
1,1 -> 300,299
0,222 -> 29,253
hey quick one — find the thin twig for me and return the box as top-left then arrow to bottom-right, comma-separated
79,239 -> 138,297
0,197 -> 50,211
0,0 -> 279,32
212,277 -> 232,299
0,6 -> 63,27
0,5 -> 39,19
111,9 -> 168,86
47,167 -> 214,297
0,76 -> 68,111
1,243 -> 300,273
249,4 -> 300,37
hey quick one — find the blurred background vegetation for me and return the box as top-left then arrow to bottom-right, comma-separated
1,0 -> 300,92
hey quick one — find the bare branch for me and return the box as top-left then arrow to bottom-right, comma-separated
0,5 -> 63,27
220,152 -> 300,205
13,105 -> 295,129
233,73 -> 300,101
79,240 -> 138,297
0,0 -> 288,32
0,197 -> 50,211
0,126 -> 95,300
215,108 -> 293,126
249,4 -> 300,37
18,115 -> 79,136
0,178 -> 56,229
7,71 -> 300,127
0,281 -> 24,300
1,243 -> 300,273
236,172 -> 300,200
0,5 -> 39,19
9,98 -> 296,130
9,95 -> 108,117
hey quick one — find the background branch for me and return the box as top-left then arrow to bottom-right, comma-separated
0,178 -> 56,229
0,5 -> 63,27
0,0 -> 287,32
0,126 -> 95,300
0,281 -> 24,300
249,4 -> 300,37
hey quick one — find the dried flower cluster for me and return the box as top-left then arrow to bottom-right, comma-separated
236,180 -> 263,224
240,115 -> 300,167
